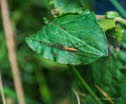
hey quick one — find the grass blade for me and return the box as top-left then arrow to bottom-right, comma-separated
0,73 -> 6,104
110,0 -> 126,18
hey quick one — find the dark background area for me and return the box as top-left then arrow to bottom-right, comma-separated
95,0 -> 126,15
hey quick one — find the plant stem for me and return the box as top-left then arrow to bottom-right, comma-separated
114,17 -> 126,25
68,65 -> 103,104
35,67 -> 52,104
73,89 -> 80,104
110,0 -> 126,18
96,15 -> 105,19
95,85 -> 114,104
96,15 -> 126,25
0,0 -> 25,104
0,73 -> 6,104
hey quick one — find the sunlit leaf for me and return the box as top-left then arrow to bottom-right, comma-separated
98,19 -> 116,32
106,11 -> 120,19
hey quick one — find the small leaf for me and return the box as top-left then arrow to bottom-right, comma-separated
51,0 -> 83,16
26,10 -> 108,65
106,11 -> 120,19
98,19 -> 116,32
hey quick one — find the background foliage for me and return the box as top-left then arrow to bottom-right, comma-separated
0,0 -> 126,104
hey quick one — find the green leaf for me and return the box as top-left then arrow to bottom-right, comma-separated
114,27 -> 123,42
106,11 -> 120,19
51,0 -> 83,16
106,27 -> 123,42
98,19 -> 116,32
26,10 -> 108,65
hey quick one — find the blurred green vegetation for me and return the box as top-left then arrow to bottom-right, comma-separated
0,0 -> 126,104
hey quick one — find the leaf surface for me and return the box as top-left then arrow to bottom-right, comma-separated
52,0 -> 83,16
26,10 -> 108,65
